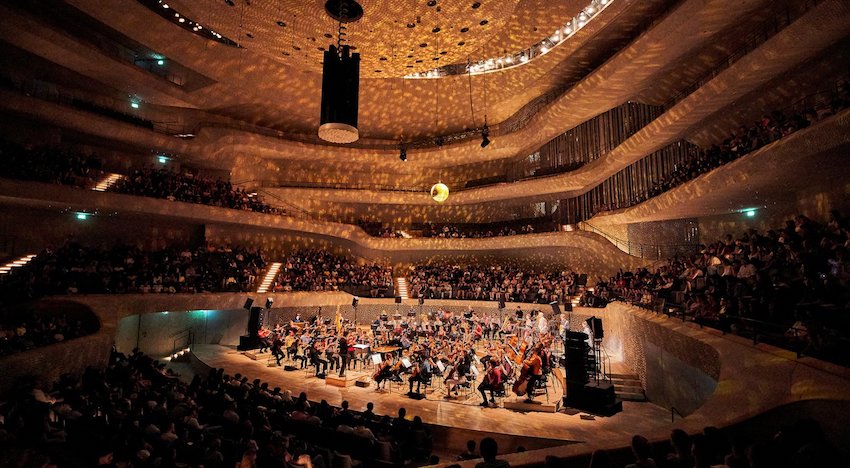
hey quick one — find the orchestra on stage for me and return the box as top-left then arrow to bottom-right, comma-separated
254,305 -> 583,407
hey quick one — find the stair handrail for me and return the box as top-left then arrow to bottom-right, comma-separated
580,221 -> 700,260
671,406 -> 685,423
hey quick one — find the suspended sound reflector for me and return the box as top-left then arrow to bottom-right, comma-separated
318,44 -> 361,144
430,182 -> 449,203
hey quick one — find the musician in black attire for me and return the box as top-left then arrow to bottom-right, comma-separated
408,355 -> 431,395
338,331 -> 349,377
308,345 -> 327,376
271,334 -> 284,366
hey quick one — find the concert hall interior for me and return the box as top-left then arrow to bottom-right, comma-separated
2,0 -> 850,466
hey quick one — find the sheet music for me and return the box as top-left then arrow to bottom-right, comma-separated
401,358 -> 412,368
371,354 -> 382,365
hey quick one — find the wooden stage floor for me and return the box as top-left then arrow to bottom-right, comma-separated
191,344 -> 671,449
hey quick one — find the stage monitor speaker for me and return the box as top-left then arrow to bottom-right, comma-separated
498,297 -> 506,309
237,335 -> 260,351
247,306 -> 262,337
265,298 -> 274,309
418,296 -> 425,305
395,296 -> 402,304
586,317 -> 604,339
549,301 -> 561,315
352,297 -> 359,307
563,302 -> 573,312
243,298 -> 254,310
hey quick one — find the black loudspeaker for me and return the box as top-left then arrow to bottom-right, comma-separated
265,298 -> 274,309
563,331 -> 589,384
586,317 -> 604,339
247,307 -> 262,337
564,382 -> 620,416
237,335 -> 260,351
549,301 -> 561,315
564,302 -> 573,312
498,297 -> 506,309
418,296 -> 425,305
577,274 -> 588,286
395,296 -> 402,304
352,297 -> 359,307
243,298 -> 254,310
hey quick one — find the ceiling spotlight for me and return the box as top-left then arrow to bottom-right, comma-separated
399,147 -> 407,162
481,126 -> 491,148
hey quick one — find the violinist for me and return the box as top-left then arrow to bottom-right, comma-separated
258,326 -> 272,353
285,331 -> 297,359
478,358 -> 503,407
309,342 -> 328,376
325,338 -> 340,372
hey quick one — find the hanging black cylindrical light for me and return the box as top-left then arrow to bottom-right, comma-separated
319,44 -> 360,143
318,0 -> 363,144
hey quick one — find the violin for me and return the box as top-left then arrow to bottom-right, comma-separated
514,340 -> 528,365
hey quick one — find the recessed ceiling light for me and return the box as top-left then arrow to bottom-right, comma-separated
427,0 -> 437,6
406,23 -> 416,28
457,41 -> 465,46
419,43 -> 428,47
224,0 -> 234,6
432,27 -> 441,33
471,2 -> 481,9
479,20 -> 488,26
324,33 -> 333,38
276,21 -> 286,27
460,27 -> 469,33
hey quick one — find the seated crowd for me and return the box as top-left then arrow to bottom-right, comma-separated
0,349 -> 433,467
0,242 -> 266,301
609,212 -> 850,359
408,263 -> 583,304
421,223 -> 543,239
593,93 -> 850,214
0,140 -> 105,187
108,166 -> 283,215
0,311 -> 93,357
538,422 -> 842,468
271,249 -> 393,297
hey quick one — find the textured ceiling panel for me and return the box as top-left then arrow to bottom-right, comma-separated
166,0 -> 524,77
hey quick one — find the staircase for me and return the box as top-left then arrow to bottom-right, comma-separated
394,277 -> 409,299
92,173 -> 126,192
256,262 -> 282,293
0,253 -> 37,275
610,373 -> 647,402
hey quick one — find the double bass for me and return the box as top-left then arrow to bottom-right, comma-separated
512,360 -> 531,397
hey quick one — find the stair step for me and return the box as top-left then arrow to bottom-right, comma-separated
616,391 -> 647,402
394,277 -> 409,300
257,262 -> 282,293
614,384 -> 644,393
92,173 -> 125,192
608,373 -> 640,380
0,253 -> 37,275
